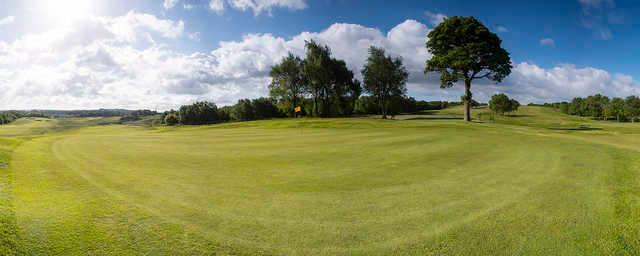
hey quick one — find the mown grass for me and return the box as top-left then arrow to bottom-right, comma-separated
2,107 -> 640,255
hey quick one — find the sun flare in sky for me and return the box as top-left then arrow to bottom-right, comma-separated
37,0 -> 96,25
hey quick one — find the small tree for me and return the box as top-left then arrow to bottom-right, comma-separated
509,99 -> 520,113
489,93 -> 511,115
164,113 -> 179,125
362,46 -> 409,119
489,93 -> 519,115
603,98 -> 624,121
425,16 -> 512,121
625,96 -> 640,122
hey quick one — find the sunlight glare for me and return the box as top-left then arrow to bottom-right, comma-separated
39,0 -> 94,24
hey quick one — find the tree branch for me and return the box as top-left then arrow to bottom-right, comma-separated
472,72 -> 491,79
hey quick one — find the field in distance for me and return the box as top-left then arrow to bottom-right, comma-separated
1,106 -> 640,255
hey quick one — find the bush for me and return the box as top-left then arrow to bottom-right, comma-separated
489,93 -> 519,114
164,113 -> 179,125
178,101 -> 219,125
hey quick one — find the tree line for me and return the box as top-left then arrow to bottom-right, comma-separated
161,96 -> 459,126
547,94 -> 640,122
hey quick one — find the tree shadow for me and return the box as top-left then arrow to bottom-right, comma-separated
548,126 -> 602,131
505,114 -> 534,118
405,116 -> 463,120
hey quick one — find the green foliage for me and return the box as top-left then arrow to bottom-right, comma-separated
425,16 -> 512,121
178,101 -> 219,125
584,94 -> 609,118
604,98 -> 625,121
163,112 -> 179,125
624,95 -> 640,122
362,46 -> 409,118
556,94 -> 640,122
270,53 -> 307,116
301,40 -> 361,117
425,16 -> 512,86
489,93 -> 520,114
0,112 -> 18,125
231,99 -> 255,121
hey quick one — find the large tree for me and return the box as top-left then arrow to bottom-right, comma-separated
269,53 -> 307,116
302,40 -> 333,117
425,16 -> 512,121
362,46 -> 409,119
330,59 -> 361,116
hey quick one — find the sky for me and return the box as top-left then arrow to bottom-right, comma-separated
0,0 -> 639,110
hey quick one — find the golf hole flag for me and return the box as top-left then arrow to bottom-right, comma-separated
295,106 -> 302,113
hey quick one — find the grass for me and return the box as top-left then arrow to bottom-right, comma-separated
1,106 -> 640,255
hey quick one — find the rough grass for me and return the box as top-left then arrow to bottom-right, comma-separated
2,107 -> 640,255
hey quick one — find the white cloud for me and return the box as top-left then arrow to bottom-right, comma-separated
540,38 -> 555,47
481,63 -> 640,104
209,0 -> 225,13
166,0 -> 306,15
496,26 -> 508,33
0,13 -> 638,110
183,3 -> 195,10
424,11 -> 447,26
578,0 -> 620,40
163,0 -> 180,10
0,16 -> 15,26
188,31 -> 201,42
227,0 -> 307,15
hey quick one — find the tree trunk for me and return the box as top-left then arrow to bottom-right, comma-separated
380,95 -> 387,119
464,79 -> 471,122
313,95 -> 318,117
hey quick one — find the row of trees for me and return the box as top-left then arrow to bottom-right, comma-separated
0,112 -> 18,125
270,41 -> 409,119
162,96 -> 463,125
550,94 -> 640,122
161,98 -> 284,125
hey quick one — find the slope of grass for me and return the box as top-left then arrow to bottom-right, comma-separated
3,107 -> 640,255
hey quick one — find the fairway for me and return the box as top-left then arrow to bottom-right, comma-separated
2,107 -> 640,255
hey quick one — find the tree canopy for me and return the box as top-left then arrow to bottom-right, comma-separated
269,53 -> 307,117
489,93 -> 519,115
362,46 -> 409,119
425,16 -> 512,121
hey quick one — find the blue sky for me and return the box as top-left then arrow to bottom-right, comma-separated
0,0 -> 638,109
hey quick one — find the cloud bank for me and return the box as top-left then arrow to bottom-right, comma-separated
0,11 -> 638,110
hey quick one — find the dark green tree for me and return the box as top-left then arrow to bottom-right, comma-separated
425,16 -> 512,121
251,97 -> 282,120
362,46 -> 409,119
584,94 -> 609,119
231,99 -> 255,121
489,93 -> 510,114
569,97 -> 586,116
605,97 -> 625,121
302,40 -> 333,117
269,53 -> 307,116
178,101 -> 219,125
625,96 -> 640,122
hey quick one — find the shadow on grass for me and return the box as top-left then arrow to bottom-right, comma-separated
548,126 -> 603,131
505,114 -> 534,118
405,116 -> 463,120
